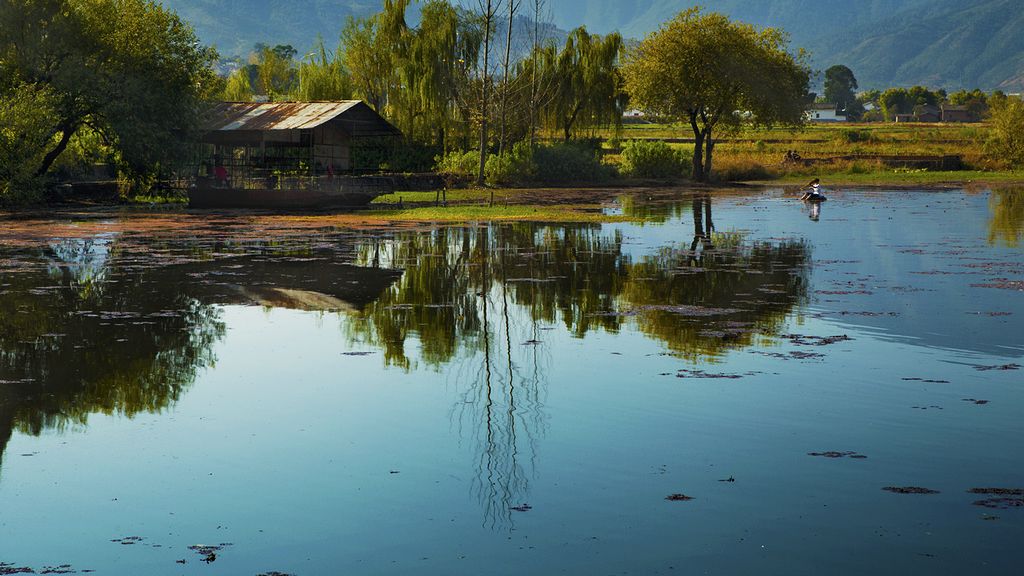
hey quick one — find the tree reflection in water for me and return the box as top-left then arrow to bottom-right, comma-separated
988,186 -> 1024,247
349,199 -> 810,528
0,237 -> 225,477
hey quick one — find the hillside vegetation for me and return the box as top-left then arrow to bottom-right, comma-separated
162,0 -> 1024,90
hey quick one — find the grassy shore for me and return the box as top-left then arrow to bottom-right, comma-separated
120,121 -> 1022,212
611,121 -> 1020,183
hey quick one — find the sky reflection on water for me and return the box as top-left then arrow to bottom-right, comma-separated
0,188 -> 1021,575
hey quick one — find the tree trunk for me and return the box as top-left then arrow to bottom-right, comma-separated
688,112 -> 705,182
477,0 -> 494,187
564,104 -> 582,142
35,122 -> 79,178
498,0 -> 516,158
529,0 -> 539,146
703,126 -> 714,181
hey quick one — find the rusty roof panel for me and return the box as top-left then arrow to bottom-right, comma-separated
203,101 -> 399,134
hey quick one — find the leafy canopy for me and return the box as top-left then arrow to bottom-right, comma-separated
987,97 -> 1024,167
621,7 -> 810,181
823,65 -> 858,108
0,0 -> 218,199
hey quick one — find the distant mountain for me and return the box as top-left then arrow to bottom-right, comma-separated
161,0 -> 562,64
548,0 -> 931,46
547,0 -> 1024,91
161,0 -> 1024,91
159,0 -> 382,57
812,0 -> 1024,92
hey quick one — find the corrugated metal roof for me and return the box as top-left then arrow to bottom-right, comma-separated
203,101 -> 399,135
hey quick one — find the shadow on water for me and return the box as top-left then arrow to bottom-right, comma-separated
0,232 -> 402,477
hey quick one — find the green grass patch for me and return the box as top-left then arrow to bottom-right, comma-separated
368,204 -> 629,223
127,194 -> 188,204
373,189 -> 492,204
763,169 -> 1024,186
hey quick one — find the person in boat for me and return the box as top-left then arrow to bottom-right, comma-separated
800,178 -> 826,202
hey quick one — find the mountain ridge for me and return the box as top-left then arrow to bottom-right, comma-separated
159,0 -> 1024,91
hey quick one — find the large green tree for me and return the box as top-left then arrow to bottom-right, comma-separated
621,8 -> 810,182
878,85 -> 943,121
823,64 -> 862,119
0,0 -> 218,195
823,65 -> 857,108
986,96 -> 1024,167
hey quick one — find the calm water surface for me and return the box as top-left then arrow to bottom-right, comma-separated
1,188 -> 1022,575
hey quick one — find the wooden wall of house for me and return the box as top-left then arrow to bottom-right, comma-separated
314,125 -> 351,171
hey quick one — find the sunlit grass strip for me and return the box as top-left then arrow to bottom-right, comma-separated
368,204 -> 631,223
373,189 -> 492,204
764,170 -> 1024,186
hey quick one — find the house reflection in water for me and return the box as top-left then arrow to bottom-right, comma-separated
0,236 -> 402,476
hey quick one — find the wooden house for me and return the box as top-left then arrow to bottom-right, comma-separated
940,104 -> 974,122
190,101 -> 402,209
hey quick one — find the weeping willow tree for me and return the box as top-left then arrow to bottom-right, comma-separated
255,44 -> 298,99
544,27 -> 625,141
296,36 -> 352,101
341,12 -> 393,113
223,68 -> 253,101
404,0 -> 482,149
341,0 -> 482,148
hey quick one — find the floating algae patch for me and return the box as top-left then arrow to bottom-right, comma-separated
38,566 -> 77,575
968,488 -> 1024,496
754,350 -> 825,361
971,498 -> 1024,509
971,280 -> 1024,291
634,304 -> 744,316
882,486 -> 940,494
968,488 -> 1024,509
782,334 -> 853,346
188,543 -> 233,563
665,494 -> 695,501
971,363 -> 1021,371
676,369 -> 751,379
808,451 -> 868,459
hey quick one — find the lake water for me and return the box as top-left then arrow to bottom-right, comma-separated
1,187 -> 1021,575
